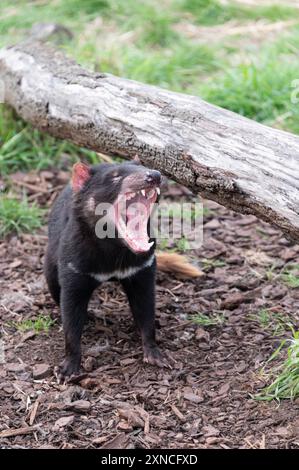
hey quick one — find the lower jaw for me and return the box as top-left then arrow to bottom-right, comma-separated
115,224 -> 154,254
120,235 -> 154,254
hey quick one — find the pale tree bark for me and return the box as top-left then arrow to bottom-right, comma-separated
0,38 -> 298,241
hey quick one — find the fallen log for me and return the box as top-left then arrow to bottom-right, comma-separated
0,38 -> 298,241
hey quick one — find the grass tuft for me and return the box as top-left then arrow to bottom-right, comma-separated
192,311 -> 225,326
249,309 -> 292,336
198,52 -> 299,126
0,107 -> 100,174
180,0 -> 298,26
85,40 -> 219,90
256,330 -> 299,400
281,264 -> 299,289
0,197 -> 44,237
57,0 -> 109,17
201,258 -> 226,271
10,315 -> 55,333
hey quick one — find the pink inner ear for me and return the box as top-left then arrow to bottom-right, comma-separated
133,154 -> 141,164
72,162 -> 91,191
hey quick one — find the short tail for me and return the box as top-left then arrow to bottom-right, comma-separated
156,252 -> 204,278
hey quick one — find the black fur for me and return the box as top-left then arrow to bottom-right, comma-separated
44,161 -> 167,379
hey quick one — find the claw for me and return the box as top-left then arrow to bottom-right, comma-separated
55,358 -> 81,384
143,346 -> 173,369
67,372 -> 88,384
54,365 -> 66,385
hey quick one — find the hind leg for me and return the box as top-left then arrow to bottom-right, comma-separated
44,251 -> 61,305
121,262 -> 169,368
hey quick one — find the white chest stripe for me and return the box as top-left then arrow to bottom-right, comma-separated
68,254 -> 155,282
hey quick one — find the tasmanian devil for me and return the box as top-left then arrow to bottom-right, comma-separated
44,159 -> 201,380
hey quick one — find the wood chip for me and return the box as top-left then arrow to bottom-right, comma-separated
117,408 -> 144,428
33,363 -> 52,380
29,397 -> 40,426
101,433 -> 130,449
183,392 -> 204,403
170,404 -> 186,422
135,406 -> 150,434
0,426 -> 38,438
65,400 -> 91,413
53,416 -> 75,431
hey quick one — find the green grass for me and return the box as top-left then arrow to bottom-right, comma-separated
56,0 -> 110,18
10,314 -> 55,334
256,330 -> 299,400
192,311 -> 225,326
0,197 -> 44,237
180,0 -> 298,25
0,0 -> 109,46
74,39 -> 219,89
265,264 -> 278,282
201,258 -> 226,271
156,236 -> 191,252
130,4 -> 179,47
175,236 -> 191,252
281,264 -> 299,289
0,107 -> 101,175
2,0 -> 296,42
198,51 -> 299,128
249,309 -> 292,336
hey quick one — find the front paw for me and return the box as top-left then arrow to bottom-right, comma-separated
55,357 -> 81,384
143,345 -> 172,368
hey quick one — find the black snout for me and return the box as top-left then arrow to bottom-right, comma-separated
145,170 -> 161,186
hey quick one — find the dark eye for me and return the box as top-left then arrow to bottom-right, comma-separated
112,173 -> 121,182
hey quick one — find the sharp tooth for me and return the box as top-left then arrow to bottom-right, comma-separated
146,189 -> 155,199
156,187 -> 160,195
141,189 -> 146,197
131,192 -> 136,198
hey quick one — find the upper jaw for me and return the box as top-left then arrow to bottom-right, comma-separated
124,185 -> 160,202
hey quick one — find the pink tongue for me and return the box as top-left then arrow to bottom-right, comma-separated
114,196 -> 153,253
126,213 -> 151,252
130,238 -> 152,252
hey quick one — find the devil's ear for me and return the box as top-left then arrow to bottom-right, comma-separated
71,162 -> 91,191
133,154 -> 141,164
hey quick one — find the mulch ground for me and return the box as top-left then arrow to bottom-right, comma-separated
1,168 -> 299,449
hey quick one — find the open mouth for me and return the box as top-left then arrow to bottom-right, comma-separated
113,186 -> 160,253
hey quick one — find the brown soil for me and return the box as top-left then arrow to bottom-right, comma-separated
1,169 -> 299,449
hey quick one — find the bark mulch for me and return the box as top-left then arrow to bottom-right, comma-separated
1,169 -> 299,449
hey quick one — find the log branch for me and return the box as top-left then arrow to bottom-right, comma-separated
0,39 -> 299,240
